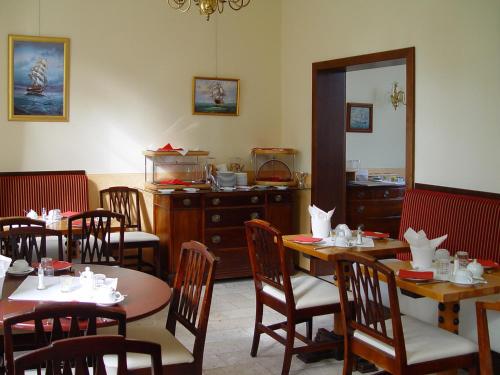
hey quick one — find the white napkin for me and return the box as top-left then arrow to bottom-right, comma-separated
26,209 -> 38,219
308,205 -> 335,238
404,228 -> 448,269
0,254 -> 12,297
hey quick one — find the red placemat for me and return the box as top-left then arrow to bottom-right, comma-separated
477,259 -> 499,269
292,235 -> 323,243
363,231 -> 390,239
32,261 -> 72,271
398,269 -> 433,280
61,211 -> 80,218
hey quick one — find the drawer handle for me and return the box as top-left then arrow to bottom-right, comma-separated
182,198 -> 191,207
250,196 -> 259,204
274,194 -> 283,202
211,235 -> 221,244
211,214 -> 222,223
356,205 -> 365,214
357,191 -> 365,199
250,212 -> 260,220
212,198 -> 221,206
383,190 -> 390,198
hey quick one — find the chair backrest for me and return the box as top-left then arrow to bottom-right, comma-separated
100,187 -> 141,230
333,252 -> 407,367
14,335 -> 162,375
0,226 -> 63,263
166,241 -> 217,364
0,217 -> 47,259
67,210 -> 125,265
476,300 -> 500,375
4,302 -> 127,375
244,219 -> 294,305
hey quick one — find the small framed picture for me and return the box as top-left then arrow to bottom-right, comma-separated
346,103 -> 373,133
8,34 -> 70,122
193,77 -> 240,116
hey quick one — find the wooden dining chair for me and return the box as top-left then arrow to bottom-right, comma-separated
245,219 -> 344,375
332,252 -> 478,375
100,187 -> 160,275
476,300 -> 500,375
14,335 -> 162,375
0,217 -> 45,257
100,240 -> 218,375
3,302 -> 127,375
67,210 -> 125,265
0,226 -> 63,263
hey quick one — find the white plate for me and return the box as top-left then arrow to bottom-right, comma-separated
449,278 -> 484,286
237,186 -> 252,190
273,186 -> 288,190
254,185 -> 268,189
96,294 -> 126,306
183,188 -> 199,193
7,266 -> 34,276
221,187 -> 235,192
158,189 -> 175,194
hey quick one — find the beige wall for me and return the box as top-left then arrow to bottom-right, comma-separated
0,0 -> 282,173
281,0 -> 500,194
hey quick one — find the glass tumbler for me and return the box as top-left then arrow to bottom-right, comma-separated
41,257 -> 54,277
436,258 -> 450,280
456,251 -> 469,269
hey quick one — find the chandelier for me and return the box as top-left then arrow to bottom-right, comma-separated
167,0 -> 250,21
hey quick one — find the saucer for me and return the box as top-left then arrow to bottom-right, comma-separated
96,294 -> 125,306
273,186 -> 288,190
183,188 -> 199,193
158,188 -> 175,194
7,266 -> 34,276
221,187 -> 235,192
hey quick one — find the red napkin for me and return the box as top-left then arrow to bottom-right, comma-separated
477,259 -> 499,268
72,219 -> 83,226
61,211 -> 80,218
157,143 -> 182,151
158,179 -> 191,186
293,235 -> 323,243
363,231 -> 390,239
398,269 -> 433,280
32,260 -> 72,271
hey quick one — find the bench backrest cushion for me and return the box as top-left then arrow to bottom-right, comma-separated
398,189 -> 500,262
0,172 -> 89,217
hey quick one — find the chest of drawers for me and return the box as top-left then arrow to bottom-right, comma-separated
346,184 -> 405,238
153,189 -> 294,279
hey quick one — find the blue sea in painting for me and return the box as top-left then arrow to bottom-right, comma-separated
194,103 -> 237,114
13,86 -> 63,116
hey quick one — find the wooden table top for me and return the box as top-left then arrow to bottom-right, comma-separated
382,259 -> 500,303
282,234 -> 410,262
45,218 -> 122,235
0,264 -> 171,328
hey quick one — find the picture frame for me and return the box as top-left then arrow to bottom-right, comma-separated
346,103 -> 373,133
193,77 -> 240,116
8,34 -> 70,122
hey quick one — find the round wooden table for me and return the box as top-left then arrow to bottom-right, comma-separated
0,264 -> 171,328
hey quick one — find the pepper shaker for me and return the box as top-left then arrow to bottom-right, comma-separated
356,225 -> 363,245
37,266 -> 45,290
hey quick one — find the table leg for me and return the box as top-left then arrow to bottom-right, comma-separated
437,302 -> 460,375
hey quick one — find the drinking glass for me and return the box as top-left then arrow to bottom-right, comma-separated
436,258 -> 450,280
456,251 -> 469,269
60,275 -> 73,292
41,257 -> 54,277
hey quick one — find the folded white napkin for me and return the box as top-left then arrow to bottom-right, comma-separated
0,254 -> 12,278
404,228 -> 448,269
308,205 -> 335,238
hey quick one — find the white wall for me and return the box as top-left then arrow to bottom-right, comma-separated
0,0 -> 282,173
281,0 -> 500,193
346,65 -> 406,169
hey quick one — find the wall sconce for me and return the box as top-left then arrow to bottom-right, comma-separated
390,82 -> 406,110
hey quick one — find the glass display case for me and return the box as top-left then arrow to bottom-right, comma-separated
143,150 -> 210,190
251,148 -> 297,186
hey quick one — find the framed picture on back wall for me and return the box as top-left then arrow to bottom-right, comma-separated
8,34 -> 70,122
346,102 -> 373,133
193,77 -> 240,116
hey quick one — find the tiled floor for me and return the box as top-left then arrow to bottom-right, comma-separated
142,277 -> 376,375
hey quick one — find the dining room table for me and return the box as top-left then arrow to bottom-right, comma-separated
0,264 -> 171,330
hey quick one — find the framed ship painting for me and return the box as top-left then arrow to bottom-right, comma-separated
346,102 -> 373,133
193,77 -> 240,116
8,35 -> 70,122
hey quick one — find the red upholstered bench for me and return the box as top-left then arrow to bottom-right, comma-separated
397,188 -> 500,262
0,171 -> 89,217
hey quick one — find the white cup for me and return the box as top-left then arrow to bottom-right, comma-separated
235,172 -> 248,186
60,275 -> 73,292
454,269 -> 474,284
12,259 -> 29,272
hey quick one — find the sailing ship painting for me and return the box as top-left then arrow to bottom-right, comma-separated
9,35 -> 70,121
193,77 -> 240,116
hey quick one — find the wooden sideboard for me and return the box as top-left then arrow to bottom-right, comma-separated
346,184 -> 405,238
153,189 -> 294,279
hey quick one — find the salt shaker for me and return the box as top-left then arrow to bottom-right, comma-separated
37,266 -> 45,290
356,225 -> 363,245
453,254 -> 459,276
41,207 -> 47,220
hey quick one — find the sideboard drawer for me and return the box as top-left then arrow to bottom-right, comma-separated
205,228 -> 247,249
172,195 -> 201,209
268,191 -> 292,204
347,186 -> 405,200
346,199 -> 403,218
205,207 -> 265,227
205,193 -> 265,207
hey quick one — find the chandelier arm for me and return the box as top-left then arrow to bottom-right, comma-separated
218,0 -> 225,14
227,0 -> 250,10
167,0 -> 193,12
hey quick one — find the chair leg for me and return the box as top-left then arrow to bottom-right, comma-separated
250,302 -> 263,357
136,247 -> 143,271
281,321 -> 295,375
305,318 -> 313,340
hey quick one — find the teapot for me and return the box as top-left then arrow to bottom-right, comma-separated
79,267 -> 94,290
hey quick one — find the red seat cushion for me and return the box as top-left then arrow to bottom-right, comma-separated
0,172 -> 89,217
397,189 -> 500,262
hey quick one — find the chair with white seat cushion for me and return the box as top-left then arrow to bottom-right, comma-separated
101,240 -> 218,375
100,186 -> 161,276
67,210 -> 125,266
332,251 -> 478,375
244,219 -> 345,375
